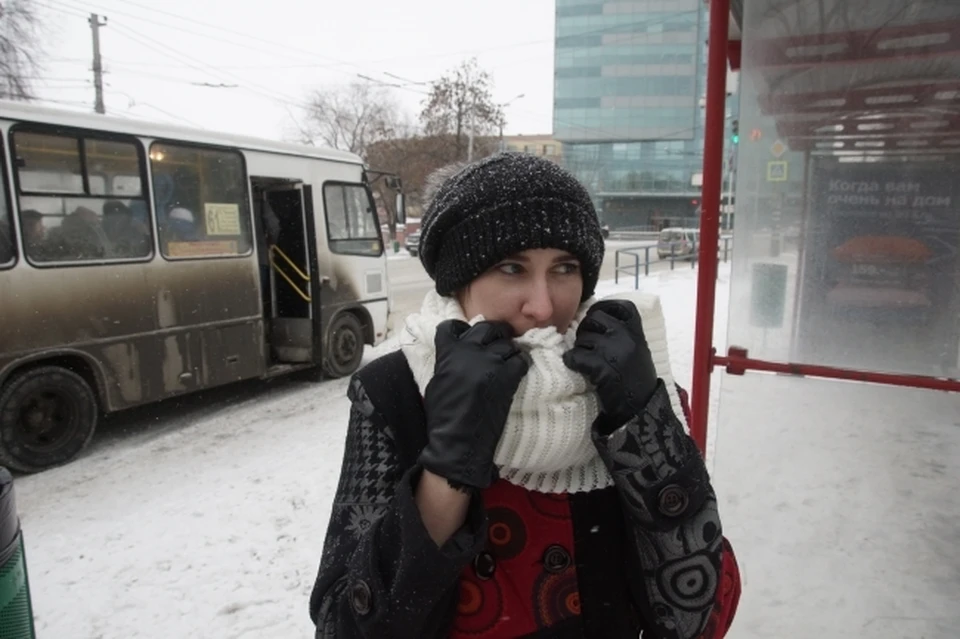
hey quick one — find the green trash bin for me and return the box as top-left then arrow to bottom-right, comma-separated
0,468 -> 35,639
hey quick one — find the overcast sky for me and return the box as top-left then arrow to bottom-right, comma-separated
31,0 -> 556,142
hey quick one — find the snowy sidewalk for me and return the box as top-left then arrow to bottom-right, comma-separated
16,260 -> 958,639
714,373 -> 960,638
16,264 -> 726,639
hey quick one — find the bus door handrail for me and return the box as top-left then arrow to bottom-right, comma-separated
269,244 -> 312,302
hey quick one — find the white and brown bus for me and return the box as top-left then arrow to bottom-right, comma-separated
0,101 -> 399,472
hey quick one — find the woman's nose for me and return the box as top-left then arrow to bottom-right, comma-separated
521,279 -> 554,324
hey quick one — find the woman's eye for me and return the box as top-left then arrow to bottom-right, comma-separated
497,263 -> 524,275
556,263 -> 580,275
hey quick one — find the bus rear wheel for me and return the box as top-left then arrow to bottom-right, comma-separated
323,313 -> 365,378
0,366 -> 98,473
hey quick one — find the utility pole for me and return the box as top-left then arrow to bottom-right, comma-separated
495,94 -> 524,153
467,89 -> 476,162
89,13 -> 108,114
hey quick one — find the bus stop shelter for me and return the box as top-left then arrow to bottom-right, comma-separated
692,0 -> 960,636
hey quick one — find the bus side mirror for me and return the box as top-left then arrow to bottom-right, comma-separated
395,193 -> 405,225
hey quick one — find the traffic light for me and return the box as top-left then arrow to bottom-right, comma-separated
731,119 -> 739,145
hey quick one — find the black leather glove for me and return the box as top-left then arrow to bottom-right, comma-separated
562,300 -> 658,429
418,320 -> 531,490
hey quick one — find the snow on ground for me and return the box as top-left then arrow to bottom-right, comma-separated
713,374 -> 960,639
15,259 -> 959,639
597,263 -> 730,459
19,376 -> 355,639
14,266 -> 728,639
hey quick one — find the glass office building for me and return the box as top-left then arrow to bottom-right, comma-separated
554,0 -> 711,229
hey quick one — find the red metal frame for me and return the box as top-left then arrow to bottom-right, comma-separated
775,113 -> 960,142
786,136 -> 960,152
748,20 -> 960,69
691,4 -> 960,459
727,40 -> 742,71
758,81 -> 960,116
691,0 -> 730,456
716,347 -> 960,393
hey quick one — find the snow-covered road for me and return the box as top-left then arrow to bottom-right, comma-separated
20,367 -> 353,638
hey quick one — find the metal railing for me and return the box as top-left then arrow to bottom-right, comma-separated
607,230 -> 661,242
615,237 -> 734,289
269,245 -> 312,302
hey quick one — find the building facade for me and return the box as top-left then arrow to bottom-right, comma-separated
553,0 -> 713,230
501,134 -> 563,162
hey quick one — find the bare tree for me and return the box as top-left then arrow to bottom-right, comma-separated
420,58 -> 503,162
301,81 -> 401,157
0,0 -> 41,100
367,132 -> 499,224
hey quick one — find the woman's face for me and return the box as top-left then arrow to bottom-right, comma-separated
458,248 -> 584,335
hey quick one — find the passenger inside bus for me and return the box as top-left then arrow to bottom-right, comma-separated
0,211 -> 12,264
44,206 -> 109,261
164,207 -> 198,243
20,210 -> 45,257
254,189 -> 281,318
102,200 -> 151,258
266,188 -> 311,320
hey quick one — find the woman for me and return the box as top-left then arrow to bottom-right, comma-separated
310,153 -> 740,638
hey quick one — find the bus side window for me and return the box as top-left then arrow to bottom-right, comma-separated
150,142 -> 252,260
11,128 -> 152,264
0,138 -> 14,267
322,183 -> 383,257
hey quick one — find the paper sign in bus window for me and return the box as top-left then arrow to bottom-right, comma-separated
167,240 -> 239,257
204,203 -> 241,236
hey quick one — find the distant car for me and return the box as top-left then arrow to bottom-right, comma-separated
405,231 -> 421,257
658,227 -> 700,260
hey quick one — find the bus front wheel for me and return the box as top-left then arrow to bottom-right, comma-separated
323,313 -> 365,378
0,366 -> 98,473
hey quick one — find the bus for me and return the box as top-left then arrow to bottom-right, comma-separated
0,101 -> 400,473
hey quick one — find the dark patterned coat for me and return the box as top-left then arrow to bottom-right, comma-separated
309,351 -> 740,638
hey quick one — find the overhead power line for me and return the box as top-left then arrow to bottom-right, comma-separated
46,0 -> 369,74
36,0 -> 705,143
107,21 -> 315,110
42,0 -> 697,80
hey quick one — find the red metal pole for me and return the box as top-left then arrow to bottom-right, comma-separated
691,0 -> 730,456
715,348 -> 960,393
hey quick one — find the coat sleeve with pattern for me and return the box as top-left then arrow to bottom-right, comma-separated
309,376 -> 487,639
591,380 -> 740,639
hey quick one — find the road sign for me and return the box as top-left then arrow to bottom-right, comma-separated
770,139 -> 786,158
767,160 -> 788,182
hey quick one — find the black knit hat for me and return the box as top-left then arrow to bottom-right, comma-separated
418,152 -> 605,301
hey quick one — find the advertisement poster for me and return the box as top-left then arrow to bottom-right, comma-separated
797,161 -> 960,376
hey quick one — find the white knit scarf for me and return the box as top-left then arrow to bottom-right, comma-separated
400,289 -> 687,494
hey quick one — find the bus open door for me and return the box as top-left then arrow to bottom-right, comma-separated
252,177 -> 316,370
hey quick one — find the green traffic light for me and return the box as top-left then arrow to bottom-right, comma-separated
732,134 -> 739,144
